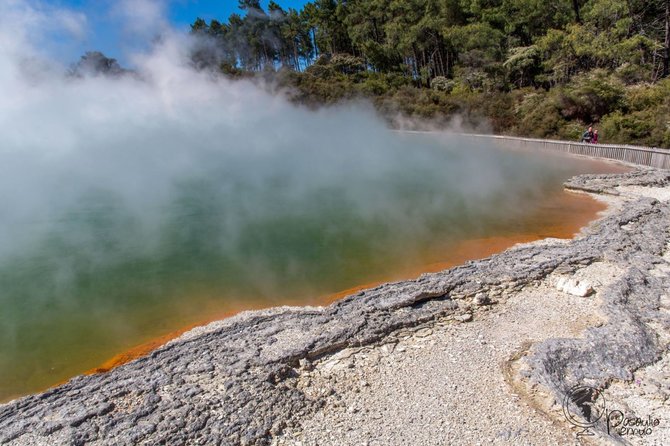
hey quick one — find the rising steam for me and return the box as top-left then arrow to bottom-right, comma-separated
0,0 -> 602,401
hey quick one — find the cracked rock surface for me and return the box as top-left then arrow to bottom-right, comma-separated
1,169 -> 669,445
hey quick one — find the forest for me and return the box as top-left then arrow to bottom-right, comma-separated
187,0 -> 670,148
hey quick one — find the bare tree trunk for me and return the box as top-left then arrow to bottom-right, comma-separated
664,0 -> 670,77
312,28 -> 319,57
437,41 -> 448,77
445,49 -> 450,79
262,42 -> 270,69
422,48 -> 427,85
572,0 -> 582,24
437,48 -> 445,77
293,41 -> 300,72
412,46 -> 421,87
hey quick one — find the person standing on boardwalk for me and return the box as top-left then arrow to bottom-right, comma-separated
592,129 -> 599,144
581,126 -> 594,143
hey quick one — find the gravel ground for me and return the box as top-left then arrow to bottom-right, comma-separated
274,265 -> 614,446
274,183 -> 670,446
599,235 -> 670,446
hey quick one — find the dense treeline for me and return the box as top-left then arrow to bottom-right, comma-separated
190,0 -> 670,148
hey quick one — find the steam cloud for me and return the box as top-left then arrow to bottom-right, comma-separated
0,0 -> 597,400
0,0 -> 554,264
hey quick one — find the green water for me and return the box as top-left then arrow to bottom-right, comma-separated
0,134 -> 624,401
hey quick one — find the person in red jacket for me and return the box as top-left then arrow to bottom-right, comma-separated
592,129 -> 599,144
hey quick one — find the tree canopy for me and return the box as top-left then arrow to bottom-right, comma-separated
186,0 -> 670,147
191,0 -> 670,83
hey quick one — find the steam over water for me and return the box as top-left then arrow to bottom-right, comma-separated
0,1 -> 626,401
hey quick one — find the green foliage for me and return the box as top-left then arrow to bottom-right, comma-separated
69,52 -> 129,78
329,53 -> 366,74
558,70 -> 626,123
599,80 -> 670,147
504,46 -> 541,87
431,76 -> 455,92
445,23 -> 505,69
185,0 -> 670,147
600,111 -> 656,143
512,90 -> 566,138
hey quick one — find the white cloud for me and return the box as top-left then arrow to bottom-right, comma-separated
0,0 -> 88,68
53,9 -> 88,40
113,0 -> 169,38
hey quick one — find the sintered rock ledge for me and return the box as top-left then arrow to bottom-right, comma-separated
1,169 -> 669,446
521,168 -> 670,443
564,167 -> 670,195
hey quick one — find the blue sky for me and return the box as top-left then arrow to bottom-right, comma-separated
169,0 -> 310,27
52,0 -> 309,64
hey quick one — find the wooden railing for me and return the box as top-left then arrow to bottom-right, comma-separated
460,134 -> 670,169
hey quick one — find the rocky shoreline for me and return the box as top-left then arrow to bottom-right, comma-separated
1,168 -> 669,446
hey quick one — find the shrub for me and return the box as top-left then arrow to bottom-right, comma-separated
558,70 -> 626,123
512,90 -> 565,138
358,77 -> 389,96
431,76 -> 455,93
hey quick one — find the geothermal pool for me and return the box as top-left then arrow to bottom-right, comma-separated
0,0 -> 632,403
0,132 -> 627,402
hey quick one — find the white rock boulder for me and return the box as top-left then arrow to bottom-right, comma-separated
556,277 -> 594,297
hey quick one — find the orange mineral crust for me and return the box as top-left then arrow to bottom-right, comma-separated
82,190 -> 607,379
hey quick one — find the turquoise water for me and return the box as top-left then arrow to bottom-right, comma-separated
0,133 -> 624,401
